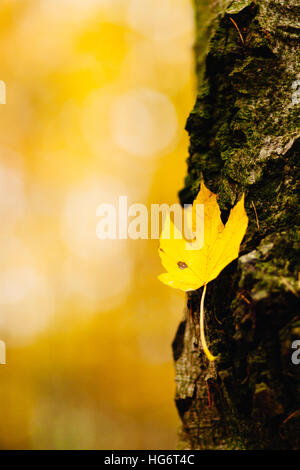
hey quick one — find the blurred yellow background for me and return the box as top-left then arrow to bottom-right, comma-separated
0,0 -> 195,449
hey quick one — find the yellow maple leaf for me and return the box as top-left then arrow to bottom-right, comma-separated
158,182 -> 248,361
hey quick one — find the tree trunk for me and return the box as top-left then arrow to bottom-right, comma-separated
173,0 -> 300,450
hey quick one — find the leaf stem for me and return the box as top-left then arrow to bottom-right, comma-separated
200,284 -> 217,361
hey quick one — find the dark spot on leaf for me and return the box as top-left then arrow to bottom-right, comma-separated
160,248 -> 165,253
177,261 -> 188,270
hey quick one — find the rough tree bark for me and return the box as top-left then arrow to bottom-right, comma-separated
173,0 -> 300,450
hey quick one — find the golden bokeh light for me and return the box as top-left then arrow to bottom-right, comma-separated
0,0 -> 195,449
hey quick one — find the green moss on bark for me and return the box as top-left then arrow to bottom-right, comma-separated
173,0 -> 300,450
